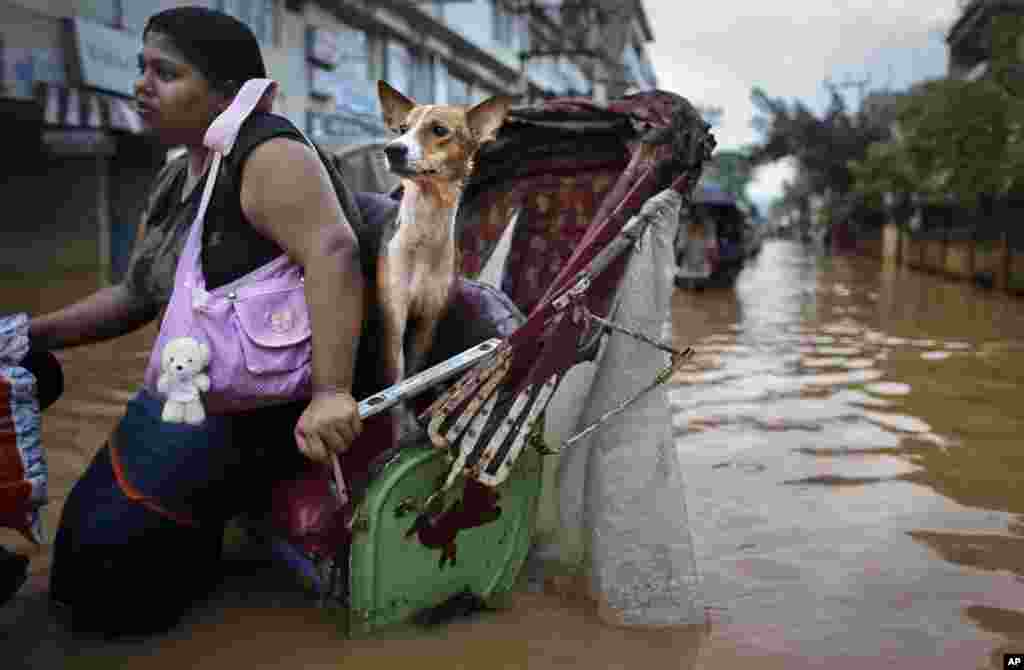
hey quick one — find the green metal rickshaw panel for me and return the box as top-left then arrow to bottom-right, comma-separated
347,442 -> 543,634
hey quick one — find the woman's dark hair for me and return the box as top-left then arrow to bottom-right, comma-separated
144,6 -> 267,94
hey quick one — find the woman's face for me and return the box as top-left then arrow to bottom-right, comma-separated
134,31 -> 229,147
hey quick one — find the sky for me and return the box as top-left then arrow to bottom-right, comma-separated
643,0 -> 963,211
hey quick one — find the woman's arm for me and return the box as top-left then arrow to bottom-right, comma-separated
240,137 -> 365,461
28,283 -> 160,351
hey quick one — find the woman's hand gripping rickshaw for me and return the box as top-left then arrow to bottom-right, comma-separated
254,89 -> 715,634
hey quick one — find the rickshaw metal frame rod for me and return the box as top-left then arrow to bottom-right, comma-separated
548,199 -> 650,314
582,307 -> 693,360
535,349 -> 690,454
356,338 -> 503,419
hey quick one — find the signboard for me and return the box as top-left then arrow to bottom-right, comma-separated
2,46 -> 67,99
308,26 -> 341,68
68,17 -> 139,98
307,24 -> 374,112
309,66 -> 378,116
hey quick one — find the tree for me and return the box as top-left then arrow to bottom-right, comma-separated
850,15 -> 1024,213
704,148 -> 756,207
747,83 -> 892,226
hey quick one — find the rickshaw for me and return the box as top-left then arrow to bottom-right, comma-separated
674,180 -> 747,289
2,89 -> 714,634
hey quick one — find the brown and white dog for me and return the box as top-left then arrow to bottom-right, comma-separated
375,81 -> 513,435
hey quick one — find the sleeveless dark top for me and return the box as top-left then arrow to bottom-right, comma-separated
199,113 -> 301,289
127,112 -> 369,299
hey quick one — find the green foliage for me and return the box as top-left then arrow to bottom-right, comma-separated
706,148 -> 756,206
748,84 -> 892,218
851,13 -> 1024,213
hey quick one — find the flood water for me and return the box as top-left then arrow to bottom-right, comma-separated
4,239 -> 1024,668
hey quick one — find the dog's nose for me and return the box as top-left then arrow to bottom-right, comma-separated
175,364 -> 183,371
384,143 -> 408,166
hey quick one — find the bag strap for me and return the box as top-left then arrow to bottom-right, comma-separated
184,79 -> 278,282
204,78 -> 277,155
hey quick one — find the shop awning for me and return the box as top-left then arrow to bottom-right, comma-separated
34,82 -> 143,134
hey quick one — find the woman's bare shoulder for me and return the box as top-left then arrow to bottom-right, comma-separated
240,137 -> 331,213
239,137 -> 352,259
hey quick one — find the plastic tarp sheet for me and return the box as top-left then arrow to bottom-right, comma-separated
532,189 -> 704,626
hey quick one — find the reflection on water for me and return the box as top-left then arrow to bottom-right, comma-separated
670,241 -> 1024,667
5,241 -> 1024,667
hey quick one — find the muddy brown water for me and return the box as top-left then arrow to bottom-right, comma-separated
4,239 -> 1024,668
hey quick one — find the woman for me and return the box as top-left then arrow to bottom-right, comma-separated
28,7 -> 374,636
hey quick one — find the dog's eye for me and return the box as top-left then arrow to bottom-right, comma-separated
397,124 -> 409,135
432,124 -> 449,138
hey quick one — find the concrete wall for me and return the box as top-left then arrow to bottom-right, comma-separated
945,241 -> 973,279
877,224 -> 1024,296
923,240 -> 945,273
1011,251 -> 1024,291
903,237 -> 924,270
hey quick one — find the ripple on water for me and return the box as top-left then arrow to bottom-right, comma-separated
944,341 -> 971,350
863,411 -> 932,434
823,323 -> 863,336
816,346 -> 862,356
670,370 -> 734,385
801,357 -> 847,368
864,381 -> 912,396
830,389 -> 892,407
842,358 -> 876,369
799,369 -> 884,387
921,351 -> 952,361
697,344 -> 753,355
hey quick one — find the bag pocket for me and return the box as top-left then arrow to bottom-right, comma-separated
232,285 -> 312,375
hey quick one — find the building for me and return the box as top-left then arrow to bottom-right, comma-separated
1,0 -> 658,286
947,0 -> 1024,80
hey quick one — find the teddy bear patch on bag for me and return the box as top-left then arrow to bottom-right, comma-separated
157,336 -> 211,425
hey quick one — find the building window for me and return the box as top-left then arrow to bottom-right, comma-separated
219,0 -> 277,45
121,1 -> 222,33
416,53 -> 436,103
77,0 -> 120,27
367,33 -> 386,82
385,40 -> 416,99
492,0 -> 516,48
445,65 -> 472,105
117,1 -> 275,44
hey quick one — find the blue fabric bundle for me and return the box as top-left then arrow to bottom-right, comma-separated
0,313 -> 47,544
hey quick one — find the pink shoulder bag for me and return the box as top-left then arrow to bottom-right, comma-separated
143,79 -> 320,419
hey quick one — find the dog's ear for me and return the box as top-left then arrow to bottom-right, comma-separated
467,95 -> 515,144
378,80 -> 417,131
